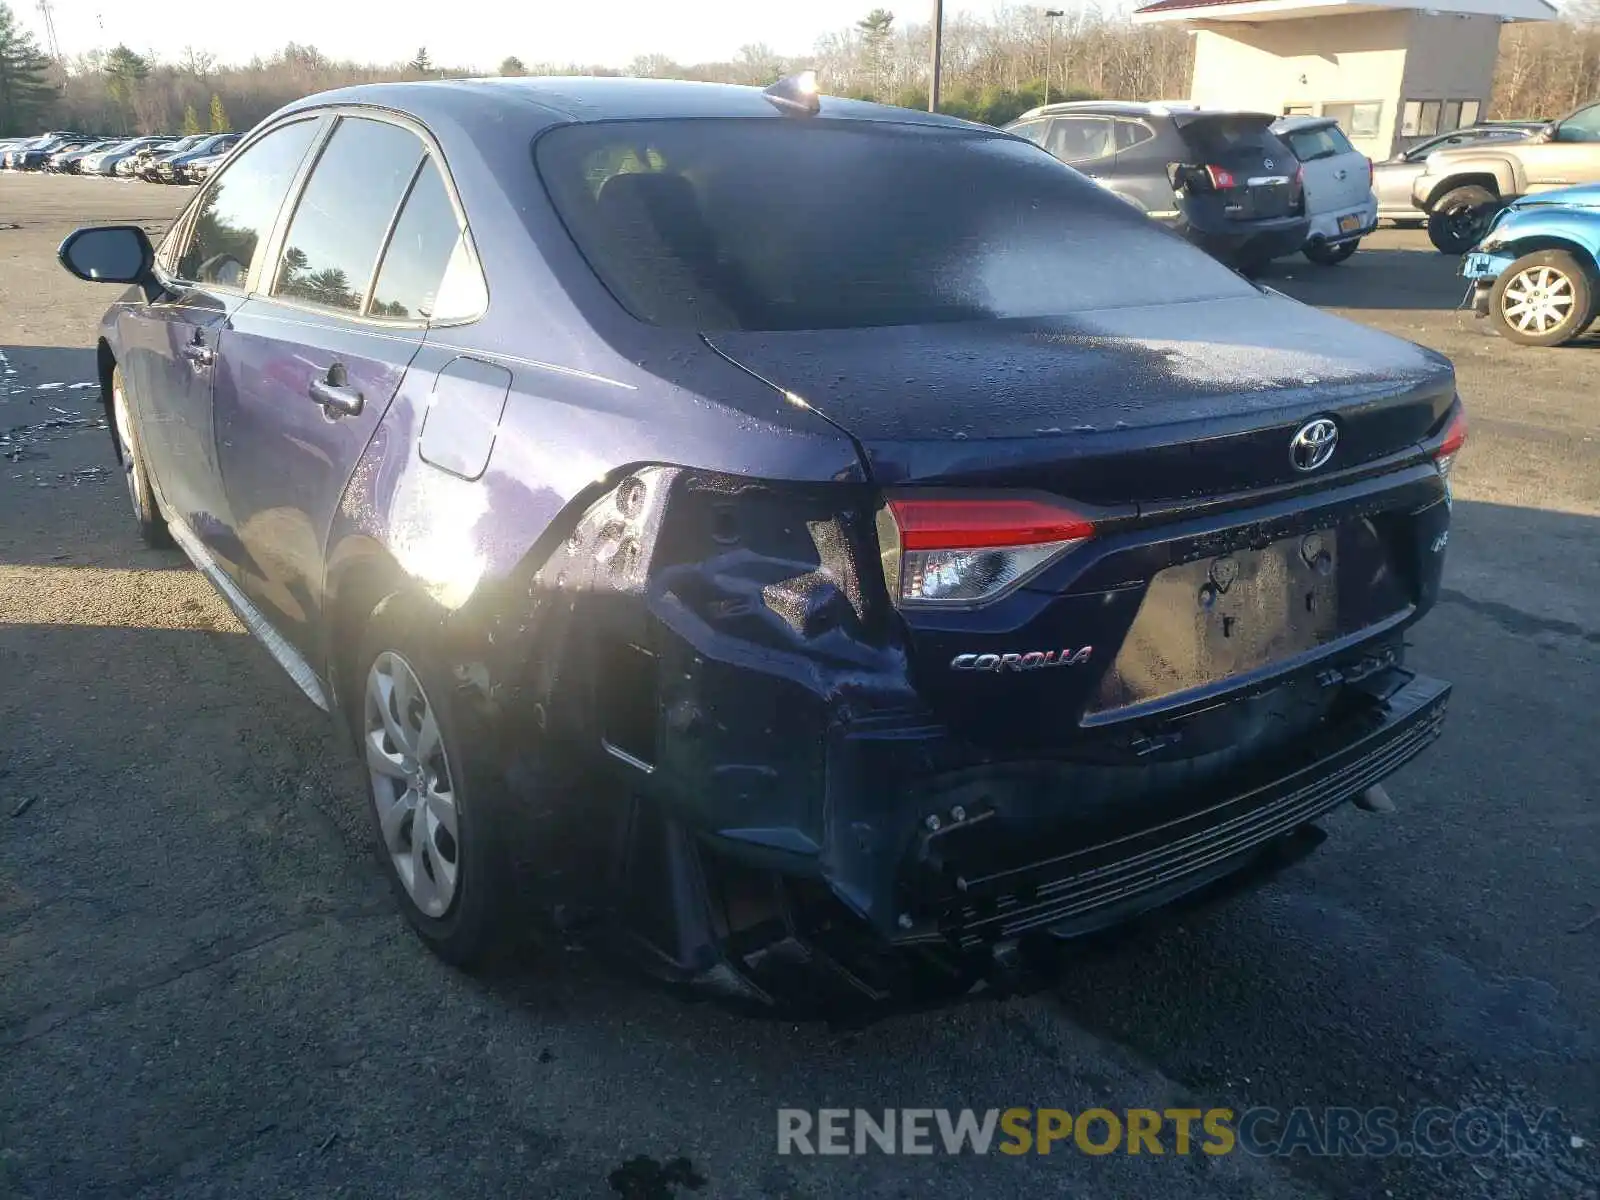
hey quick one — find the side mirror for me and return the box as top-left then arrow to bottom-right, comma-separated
57,225 -> 155,286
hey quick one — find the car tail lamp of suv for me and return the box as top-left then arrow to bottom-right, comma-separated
876,493 -> 1095,608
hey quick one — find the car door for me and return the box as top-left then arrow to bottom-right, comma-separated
211,113 -> 481,657
1524,103 -> 1600,191
119,116 -> 326,540
1107,118 -> 1176,216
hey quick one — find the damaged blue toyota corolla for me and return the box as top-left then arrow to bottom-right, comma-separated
60,75 -> 1466,1011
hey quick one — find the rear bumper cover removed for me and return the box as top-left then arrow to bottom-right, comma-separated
640,665 -> 1448,1005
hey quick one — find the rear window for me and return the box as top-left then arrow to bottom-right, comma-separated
1176,115 -> 1280,158
534,119 -> 1257,332
1283,124 -> 1356,162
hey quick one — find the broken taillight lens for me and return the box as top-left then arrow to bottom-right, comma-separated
1205,164 -> 1237,190
876,495 -> 1094,608
1433,408 -> 1468,478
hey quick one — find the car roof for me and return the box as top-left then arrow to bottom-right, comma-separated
276,76 -> 984,134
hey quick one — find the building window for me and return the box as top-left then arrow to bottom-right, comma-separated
1321,101 -> 1383,139
1402,98 -> 1481,139
1283,104 -> 1315,116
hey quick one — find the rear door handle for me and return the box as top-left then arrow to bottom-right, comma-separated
308,374 -> 364,417
180,341 -> 213,366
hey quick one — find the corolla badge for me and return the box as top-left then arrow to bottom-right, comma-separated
951,648 -> 1093,672
1289,418 -> 1338,472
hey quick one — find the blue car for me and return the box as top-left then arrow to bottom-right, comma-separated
58,76 -> 1465,1011
1462,183 -> 1600,346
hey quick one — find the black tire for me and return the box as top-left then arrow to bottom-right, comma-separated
1487,249 -> 1597,347
355,597 -> 517,968
1303,239 -> 1359,266
1427,185 -> 1497,254
108,365 -> 172,548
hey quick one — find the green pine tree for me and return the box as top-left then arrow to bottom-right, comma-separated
181,103 -> 202,134
208,93 -> 231,133
0,2 -> 59,137
407,47 -> 432,75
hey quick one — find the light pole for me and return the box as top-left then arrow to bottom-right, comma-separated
1043,9 -> 1065,107
929,0 -> 945,112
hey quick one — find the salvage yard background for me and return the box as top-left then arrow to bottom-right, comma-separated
1,174 -> 1597,1200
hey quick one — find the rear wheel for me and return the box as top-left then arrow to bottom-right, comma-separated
1427,185 -> 1497,254
1304,239 -> 1359,266
358,602 -> 517,967
109,366 -> 171,548
1487,250 -> 1596,347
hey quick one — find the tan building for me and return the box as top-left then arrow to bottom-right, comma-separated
1133,0 -> 1557,160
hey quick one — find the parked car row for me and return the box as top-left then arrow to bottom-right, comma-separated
1004,101 -> 1376,274
0,130 -> 238,183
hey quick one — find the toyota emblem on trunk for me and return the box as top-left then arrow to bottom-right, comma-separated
1290,418 -> 1338,472
1263,157 -> 1275,169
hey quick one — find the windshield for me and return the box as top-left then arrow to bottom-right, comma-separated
535,118 -> 1256,332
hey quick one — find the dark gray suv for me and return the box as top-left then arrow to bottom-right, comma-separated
1006,101 -> 1309,273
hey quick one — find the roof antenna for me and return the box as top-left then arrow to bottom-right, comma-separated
763,71 -> 821,117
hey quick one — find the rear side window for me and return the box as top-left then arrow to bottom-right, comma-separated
272,116 -> 425,313
1283,124 -> 1355,161
370,158 -> 469,320
1115,120 -> 1156,151
176,119 -> 321,288
535,118 -> 1256,332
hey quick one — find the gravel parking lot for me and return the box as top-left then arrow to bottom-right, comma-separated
1,173 -> 1597,1200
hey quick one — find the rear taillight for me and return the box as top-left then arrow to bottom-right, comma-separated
1294,162 -> 1305,187
876,494 -> 1094,608
1366,156 -> 1374,186
1433,408 -> 1468,478
1205,164 -> 1237,190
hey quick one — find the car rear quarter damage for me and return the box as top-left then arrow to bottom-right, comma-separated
320,330 -> 1464,1012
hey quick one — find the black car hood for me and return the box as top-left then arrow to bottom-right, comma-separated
704,292 -> 1457,500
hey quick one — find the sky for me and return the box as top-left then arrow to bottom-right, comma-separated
15,0 -> 1006,72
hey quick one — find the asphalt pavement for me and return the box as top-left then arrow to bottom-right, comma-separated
1,173 -> 1596,1200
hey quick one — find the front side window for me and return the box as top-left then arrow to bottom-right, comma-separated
1006,119 -> 1048,146
535,118 -> 1257,332
1557,103 -> 1600,142
272,117 -> 426,313
175,118 -> 321,288
369,157 -> 474,320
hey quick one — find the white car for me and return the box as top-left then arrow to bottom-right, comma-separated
1271,116 -> 1378,265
